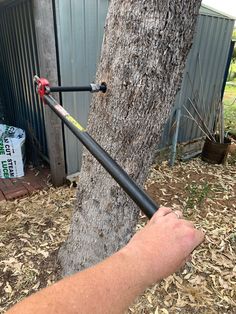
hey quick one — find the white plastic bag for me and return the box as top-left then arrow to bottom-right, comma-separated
0,124 -> 26,178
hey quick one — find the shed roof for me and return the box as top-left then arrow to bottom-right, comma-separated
0,1 -> 235,20
200,4 -> 236,20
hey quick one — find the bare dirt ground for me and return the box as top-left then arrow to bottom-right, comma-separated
0,157 -> 236,313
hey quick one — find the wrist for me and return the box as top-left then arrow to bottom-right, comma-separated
118,244 -> 157,287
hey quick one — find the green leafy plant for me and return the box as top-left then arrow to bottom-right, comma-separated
185,182 -> 211,209
224,85 -> 236,135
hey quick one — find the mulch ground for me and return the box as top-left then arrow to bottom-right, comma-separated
0,157 -> 236,313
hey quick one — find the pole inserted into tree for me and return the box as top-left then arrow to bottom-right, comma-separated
34,76 -> 159,219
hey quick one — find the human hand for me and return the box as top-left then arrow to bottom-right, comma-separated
122,207 -> 204,285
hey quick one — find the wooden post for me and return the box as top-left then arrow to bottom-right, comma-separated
33,0 -> 66,186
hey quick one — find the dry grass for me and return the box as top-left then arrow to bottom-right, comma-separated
0,157 -> 236,313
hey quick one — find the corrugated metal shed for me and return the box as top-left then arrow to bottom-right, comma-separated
0,0 -> 47,161
199,4 -> 236,19
159,8 -> 235,154
0,1 -> 233,176
0,76 -> 6,122
55,0 -> 109,174
55,0 -> 234,174
56,2 -> 235,173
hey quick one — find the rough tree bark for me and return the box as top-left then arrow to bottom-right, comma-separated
59,0 -> 201,275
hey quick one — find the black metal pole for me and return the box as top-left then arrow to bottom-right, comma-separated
43,94 -> 159,219
50,86 -> 93,92
49,83 -> 107,94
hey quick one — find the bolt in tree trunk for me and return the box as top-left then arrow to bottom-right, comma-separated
59,0 -> 201,276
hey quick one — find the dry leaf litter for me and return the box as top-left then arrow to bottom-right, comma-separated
0,158 -> 235,313
129,158 -> 236,314
0,186 -> 75,313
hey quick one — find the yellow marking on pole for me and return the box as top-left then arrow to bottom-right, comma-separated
66,115 -> 85,132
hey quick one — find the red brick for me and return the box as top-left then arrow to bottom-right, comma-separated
2,185 -> 18,194
21,182 -> 37,193
26,179 -> 42,191
0,180 -> 6,190
3,184 -> 28,195
0,179 -> 14,191
4,187 -> 29,200
10,182 -> 23,191
2,179 -> 14,187
0,190 -> 6,201
0,168 -> 50,201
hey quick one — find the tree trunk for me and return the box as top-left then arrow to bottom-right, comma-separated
59,0 -> 201,276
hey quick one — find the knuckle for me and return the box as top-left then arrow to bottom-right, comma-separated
184,227 -> 196,244
172,219 -> 183,229
159,207 -> 171,214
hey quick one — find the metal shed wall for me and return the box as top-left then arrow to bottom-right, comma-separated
0,0 -> 47,160
0,85 -> 5,122
55,3 -> 234,174
200,4 -> 235,19
159,12 -> 234,149
55,0 -> 109,175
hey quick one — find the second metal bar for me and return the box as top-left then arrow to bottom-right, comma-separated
49,83 -> 107,93
50,86 -> 92,92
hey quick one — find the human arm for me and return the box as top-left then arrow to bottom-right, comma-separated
6,207 -> 204,314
